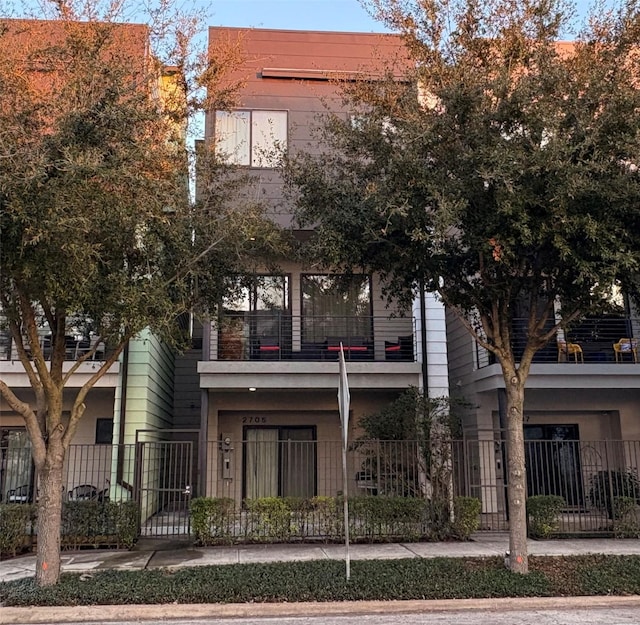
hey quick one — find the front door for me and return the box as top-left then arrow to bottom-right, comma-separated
244,426 -> 316,499
525,424 -> 583,507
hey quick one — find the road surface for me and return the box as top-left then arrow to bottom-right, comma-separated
49,606 -> 640,625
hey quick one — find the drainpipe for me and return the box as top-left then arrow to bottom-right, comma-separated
116,341 -> 130,489
199,320 -> 211,497
419,279 -> 429,399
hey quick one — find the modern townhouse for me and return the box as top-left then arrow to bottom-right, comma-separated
195,27 -> 451,510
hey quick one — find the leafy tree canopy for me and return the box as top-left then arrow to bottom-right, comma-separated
286,0 -> 640,362
0,0 -> 284,586
284,0 -> 640,574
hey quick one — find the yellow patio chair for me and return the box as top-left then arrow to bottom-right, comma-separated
557,340 -> 583,363
613,338 -> 638,363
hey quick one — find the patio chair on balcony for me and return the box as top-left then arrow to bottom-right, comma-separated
257,336 -> 281,360
385,335 -> 414,361
613,338 -> 638,363
326,336 -> 372,360
557,340 -> 583,363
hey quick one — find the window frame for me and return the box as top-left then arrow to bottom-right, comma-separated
95,418 -> 114,445
214,109 -> 288,168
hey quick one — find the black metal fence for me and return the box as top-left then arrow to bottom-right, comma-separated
3,437 -> 639,538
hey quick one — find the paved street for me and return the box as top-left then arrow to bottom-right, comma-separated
31,606 -> 640,625
4,598 -> 640,625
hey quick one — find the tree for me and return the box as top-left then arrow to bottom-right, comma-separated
0,1 -> 281,586
284,0 -> 640,573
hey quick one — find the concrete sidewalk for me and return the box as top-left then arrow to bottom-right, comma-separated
3,533 -> 640,583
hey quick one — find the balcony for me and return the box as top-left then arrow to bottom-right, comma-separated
199,314 -> 421,392
0,321 -> 119,388
0,331 -> 106,362
476,316 -> 639,368
212,313 -> 416,362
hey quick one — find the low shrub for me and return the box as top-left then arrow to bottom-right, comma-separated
190,497 -> 235,545
450,496 -> 481,540
309,496 -> 342,538
527,495 -> 565,539
244,497 -> 292,540
349,496 -> 425,541
612,496 -> 640,539
6,555 -> 640,606
589,470 -> 640,520
0,504 -> 35,557
61,500 -> 139,549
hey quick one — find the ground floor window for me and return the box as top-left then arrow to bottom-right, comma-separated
0,428 -> 33,503
243,426 -> 316,499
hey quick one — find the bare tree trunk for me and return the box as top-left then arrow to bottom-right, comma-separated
505,377 -> 528,574
35,449 -> 65,586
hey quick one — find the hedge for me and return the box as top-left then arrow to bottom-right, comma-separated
190,495 -> 481,545
0,504 -> 36,557
0,500 -> 139,557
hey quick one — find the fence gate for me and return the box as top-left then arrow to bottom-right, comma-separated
135,440 -> 193,537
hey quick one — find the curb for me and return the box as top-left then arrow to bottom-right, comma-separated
2,596 -> 640,624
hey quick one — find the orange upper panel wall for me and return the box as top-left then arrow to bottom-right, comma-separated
205,28 -> 410,227
207,27 -> 409,122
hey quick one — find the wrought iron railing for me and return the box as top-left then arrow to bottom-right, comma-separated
4,437 -> 638,538
214,313 -> 417,362
475,316 -> 639,367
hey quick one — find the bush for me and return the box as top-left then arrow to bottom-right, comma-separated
450,496 -> 481,540
61,500 -> 139,549
612,496 -> 640,539
244,497 -> 292,540
0,504 -> 35,557
527,495 -> 565,539
589,470 -> 640,519
309,496 -> 342,538
349,496 -> 425,540
190,497 -> 235,545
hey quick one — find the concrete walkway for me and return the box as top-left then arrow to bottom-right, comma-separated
3,533 -> 640,583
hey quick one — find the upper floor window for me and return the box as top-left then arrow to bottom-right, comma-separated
301,274 -> 372,343
215,110 -> 287,168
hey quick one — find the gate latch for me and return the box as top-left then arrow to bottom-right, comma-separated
183,485 -> 191,496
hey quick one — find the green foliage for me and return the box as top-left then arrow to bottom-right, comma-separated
527,495 -> 565,539
0,557 -> 553,606
244,497 -> 292,541
589,470 -> 640,520
450,496 -> 481,540
190,497 -> 235,545
612,497 -> 640,538
355,389 -> 468,501
0,504 -> 35,557
0,501 -> 137,554
7,555 -> 640,606
309,496 -> 343,538
61,501 -> 139,549
350,496 -> 425,540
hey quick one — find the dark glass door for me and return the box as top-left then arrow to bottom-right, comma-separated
525,424 -> 583,507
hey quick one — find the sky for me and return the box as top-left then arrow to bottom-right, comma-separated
208,0 -> 388,32
206,0 -> 595,34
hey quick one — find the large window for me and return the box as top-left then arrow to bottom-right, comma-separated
215,110 -> 287,167
244,426 -> 316,499
220,276 -> 290,359
301,274 -> 372,344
